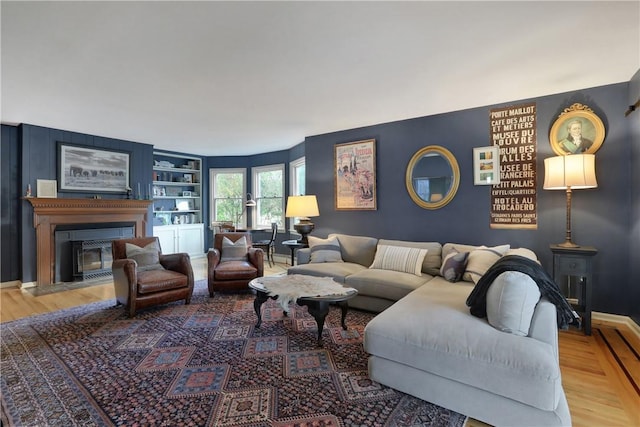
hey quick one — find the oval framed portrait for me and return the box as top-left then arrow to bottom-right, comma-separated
549,103 -> 605,156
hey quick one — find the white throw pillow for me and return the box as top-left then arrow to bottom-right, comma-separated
220,236 -> 249,261
125,241 -> 164,271
369,244 -> 428,277
486,271 -> 541,336
464,244 -> 510,283
308,236 -> 344,263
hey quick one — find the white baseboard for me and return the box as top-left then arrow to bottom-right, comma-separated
0,280 -> 21,289
593,311 -> 640,339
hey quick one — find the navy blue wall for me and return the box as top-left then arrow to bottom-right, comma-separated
2,82 -> 637,320
16,124 -> 155,283
629,69 -> 640,326
1,125 -> 20,282
305,83 -> 635,317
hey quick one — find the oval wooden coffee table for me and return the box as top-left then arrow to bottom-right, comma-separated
249,276 -> 357,346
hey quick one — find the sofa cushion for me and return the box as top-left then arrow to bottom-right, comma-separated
486,271 -> 541,336
125,241 -> 164,272
308,235 -> 343,263
346,268 -> 431,301
440,250 -> 469,282
220,236 -> 249,262
379,239 -> 442,276
466,245 -> 510,283
364,277 -> 563,411
329,233 -> 379,266
287,262 -> 366,283
505,247 -> 538,262
369,244 -> 428,276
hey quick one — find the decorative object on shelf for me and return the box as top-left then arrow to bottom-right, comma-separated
406,145 -> 460,210
544,154 -> 597,248
183,173 -> 192,183
549,103 -> 605,156
473,146 -> 500,185
36,179 -> 58,198
285,195 -> 319,245
334,139 -> 376,210
25,184 -> 32,197
182,190 -> 192,197
58,142 -> 130,193
126,186 -> 132,199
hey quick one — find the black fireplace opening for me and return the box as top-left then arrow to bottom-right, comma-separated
54,224 -> 135,283
72,239 -> 114,281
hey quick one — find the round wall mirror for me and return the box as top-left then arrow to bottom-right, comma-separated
405,145 -> 460,209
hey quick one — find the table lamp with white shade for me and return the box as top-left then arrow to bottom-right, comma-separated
285,195 -> 319,245
543,154 -> 598,248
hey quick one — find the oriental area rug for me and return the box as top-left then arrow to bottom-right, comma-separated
1,281 -> 467,427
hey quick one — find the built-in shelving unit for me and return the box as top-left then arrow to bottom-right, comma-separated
152,151 -> 204,257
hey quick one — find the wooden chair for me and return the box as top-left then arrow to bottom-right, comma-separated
111,237 -> 194,317
253,222 -> 278,267
207,232 -> 264,297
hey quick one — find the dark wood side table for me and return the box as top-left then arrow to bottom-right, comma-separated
282,239 -> 307,265
550,245 -> 597,335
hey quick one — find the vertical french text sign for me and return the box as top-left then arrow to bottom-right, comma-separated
489,103 -> 538,229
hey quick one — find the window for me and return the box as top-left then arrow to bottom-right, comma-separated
289,157 -> 306,230
290,157 -> 306,197
252,164 -> 284,229
210,168 -> 247,228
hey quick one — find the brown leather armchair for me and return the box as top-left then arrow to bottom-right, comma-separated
207,232 -> 264,297
111,237 -> 194,317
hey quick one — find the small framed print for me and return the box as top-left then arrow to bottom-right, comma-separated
183,174 -> 192,183
37,179 -> 58,198
473,146 -> 500,185
182,191 -> 192,197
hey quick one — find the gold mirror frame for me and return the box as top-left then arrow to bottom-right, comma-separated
405,145 -> 460,210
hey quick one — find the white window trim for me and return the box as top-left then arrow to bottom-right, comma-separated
209,167 -> 247,227
251,163 -> 285,229
289,156 -> 306,231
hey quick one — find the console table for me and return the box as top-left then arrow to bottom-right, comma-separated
550,245 -> 597,335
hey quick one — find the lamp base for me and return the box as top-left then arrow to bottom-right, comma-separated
294,220 -> 314,245
556,240 -> 580,248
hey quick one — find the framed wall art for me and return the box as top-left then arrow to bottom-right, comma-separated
36,179 -> 58,198
549,103 -> 605,155
473,146 -> 500,185
58,143 -> 130,193
334,139 -> 377,210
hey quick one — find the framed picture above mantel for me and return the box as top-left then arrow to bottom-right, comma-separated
57,143 -> 131,193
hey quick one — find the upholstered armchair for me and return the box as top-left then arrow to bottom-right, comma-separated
111,237 -> 194,317
207,232 -> 264,297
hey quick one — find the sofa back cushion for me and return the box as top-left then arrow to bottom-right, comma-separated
329,233 -> 379,266
308,235 -> 344,263
379,239 -> 442,276
369,244 -> 428,276
443,243 -> 511,283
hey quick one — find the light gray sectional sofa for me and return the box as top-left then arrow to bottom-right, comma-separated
288,233 -> 571,427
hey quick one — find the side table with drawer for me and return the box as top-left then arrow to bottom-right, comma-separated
550,245 -> 598,335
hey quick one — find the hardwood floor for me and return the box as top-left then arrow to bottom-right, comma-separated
1,259 -> 638,427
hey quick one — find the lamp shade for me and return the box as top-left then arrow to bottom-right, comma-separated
543,154 -> 598,190
285,195 -> 319,218
245,193 -> 257,207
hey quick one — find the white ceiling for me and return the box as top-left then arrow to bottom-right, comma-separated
2,1 -> 639,156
